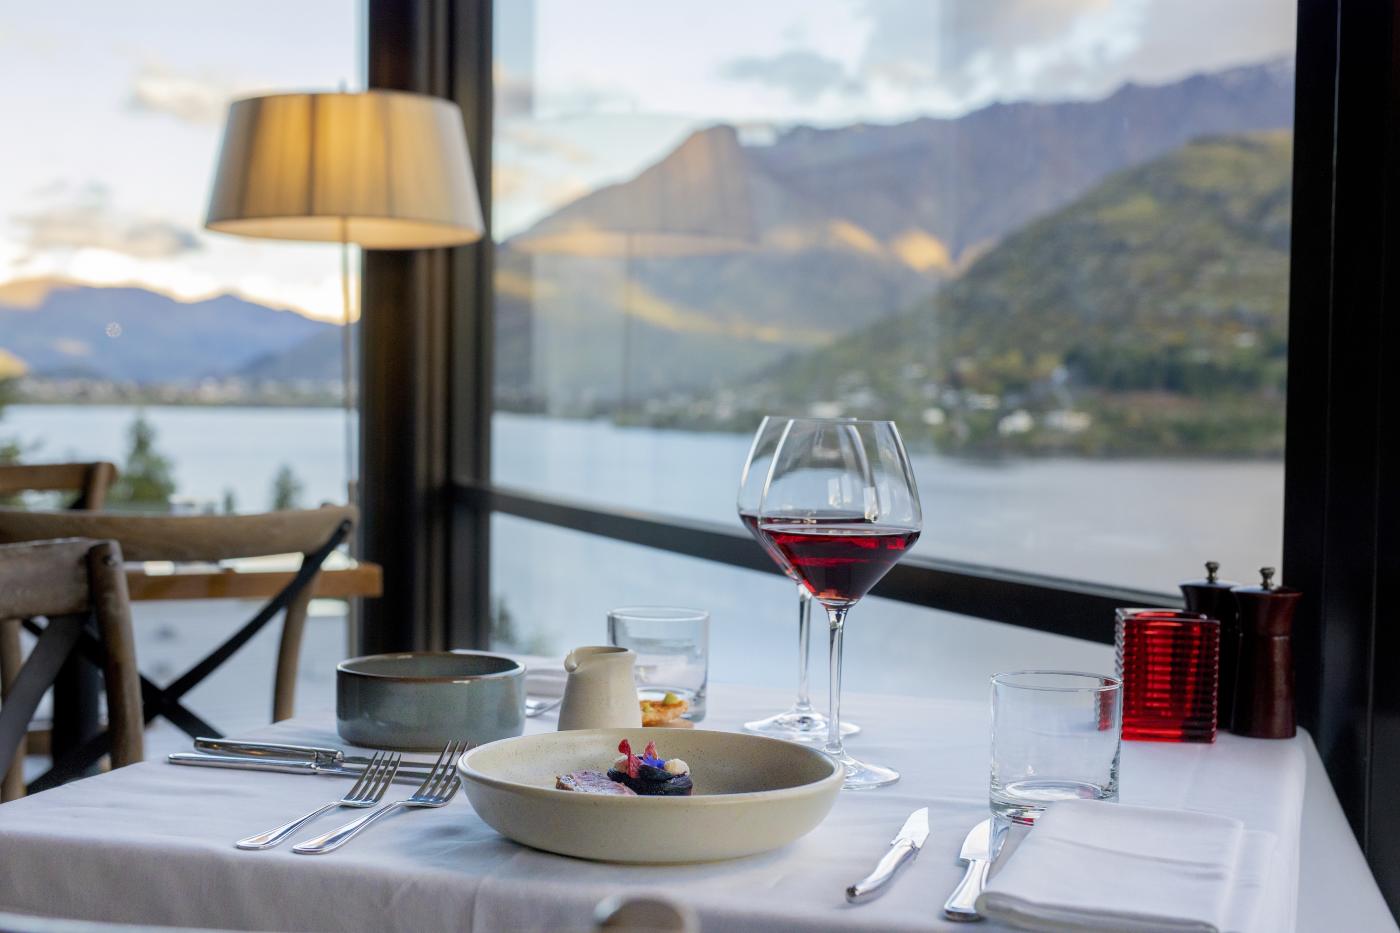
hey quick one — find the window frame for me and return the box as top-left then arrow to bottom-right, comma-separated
363,0 -> 1400,911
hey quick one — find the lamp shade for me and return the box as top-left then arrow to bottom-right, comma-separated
205,90 -> 484,249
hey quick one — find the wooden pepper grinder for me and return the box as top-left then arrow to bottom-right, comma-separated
1230,567 -> 1301,739
1180,561 -> 1240,730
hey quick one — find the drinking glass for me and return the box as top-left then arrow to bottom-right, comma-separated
607,606 -> 709,721
757,418 -> 921,788
738,416 -> 859,742
990,670 -> 1123,825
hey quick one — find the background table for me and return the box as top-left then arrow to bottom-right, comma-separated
0,683 -> 1392,932
124,554 -> 383,603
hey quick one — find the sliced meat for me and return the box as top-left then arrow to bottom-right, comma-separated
555,770 -> 636,795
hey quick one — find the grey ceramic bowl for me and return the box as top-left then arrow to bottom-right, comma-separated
336,650 -> 526,750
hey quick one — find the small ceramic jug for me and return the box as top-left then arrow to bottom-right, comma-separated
557,646 -> 642,731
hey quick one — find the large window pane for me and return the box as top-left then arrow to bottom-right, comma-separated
490,514 -> 1111,698
0,1 -> 360,749
492,1 -> 1294,592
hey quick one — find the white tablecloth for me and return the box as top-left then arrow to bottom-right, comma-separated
0,684 -> 1382,932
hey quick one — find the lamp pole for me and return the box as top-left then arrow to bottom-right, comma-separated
339,216 -> 356,509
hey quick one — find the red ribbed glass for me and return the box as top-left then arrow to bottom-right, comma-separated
1115,609 -> 1219,743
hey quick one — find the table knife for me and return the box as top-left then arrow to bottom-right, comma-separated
168,752 -> 433,784
944,818 -> 994,921
195,737 -> 419,768
845,807 -> 929,902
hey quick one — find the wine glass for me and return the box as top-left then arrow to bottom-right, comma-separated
737,416 -> 860,742
757,418 -> 921,789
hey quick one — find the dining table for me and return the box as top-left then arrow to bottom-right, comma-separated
0,674 -> 1393,932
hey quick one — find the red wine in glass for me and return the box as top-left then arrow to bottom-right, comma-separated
739,510 -> 797,578
758,522 -> 921,606
737,433 -> 862,742
757,418 -> 922,789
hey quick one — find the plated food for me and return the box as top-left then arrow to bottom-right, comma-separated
640,692 -> 690,726
556,739 -> 692,796
457,728 -> 843,862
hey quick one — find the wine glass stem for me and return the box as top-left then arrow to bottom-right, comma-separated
794,584 -> 814,713
824,606 -> 848,756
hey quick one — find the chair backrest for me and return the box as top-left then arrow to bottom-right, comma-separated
0,462 -> 119,510
0,537 -> 143,801
0,504 -> 359,731
0,504 -> 357,562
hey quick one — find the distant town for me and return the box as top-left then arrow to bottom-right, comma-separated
10,375 -> 343,407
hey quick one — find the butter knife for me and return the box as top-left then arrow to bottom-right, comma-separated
845,807 -> 929,902
194,737 -> 408,768
168,752 -> 433,784
944,818 -> 994,921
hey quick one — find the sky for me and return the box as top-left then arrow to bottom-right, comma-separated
0,0 -> 1295,321
0,0 -> 360,321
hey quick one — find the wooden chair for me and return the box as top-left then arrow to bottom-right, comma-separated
0,462 -> 119,510
0,463 -> 119,779
0,506 -> 356,783
0,538 -> 143,801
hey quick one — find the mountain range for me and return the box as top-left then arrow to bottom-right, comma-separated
0,56 -> 1296,446
496,58 -> 1294,409
731,131 -> 1292,455
0,278 -> 333,383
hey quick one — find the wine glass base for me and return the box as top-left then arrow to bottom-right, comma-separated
830,748 -> 900,789
743,709 -> 861,742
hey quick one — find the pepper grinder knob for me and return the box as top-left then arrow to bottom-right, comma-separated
1259,566 -> 1276,590
1205,560 -> 1220,583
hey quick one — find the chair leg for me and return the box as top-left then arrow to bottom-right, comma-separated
88,543 -> 143,768
273,570 -> 318,723
0,617 -> 24,801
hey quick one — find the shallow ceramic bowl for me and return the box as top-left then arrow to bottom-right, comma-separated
456,728 -> 842,863
337,650 -> 525,750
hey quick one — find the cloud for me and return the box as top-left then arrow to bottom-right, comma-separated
499,125 -> 594,165
493,164 -> 587,210
853,0 -> 1293,109
13,182 -> 204,260
720,50 -> 855,103
495,63 -> 535,120
128,65 -> 235,125
496,61 -> 638,119
1116,0 -> 1296,86
857,0 -> 1114,95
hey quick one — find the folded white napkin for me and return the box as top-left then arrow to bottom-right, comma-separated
977,800 -> 1277,933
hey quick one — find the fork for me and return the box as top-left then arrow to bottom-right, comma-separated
292,740 -> 466,855
235,750 -> 401,850
525,695 -> 563,718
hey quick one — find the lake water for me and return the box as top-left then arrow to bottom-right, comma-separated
4,405 -> 1284,747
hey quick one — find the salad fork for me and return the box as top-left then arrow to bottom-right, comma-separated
293,740 -> 466,854
236,751 -> 401,850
